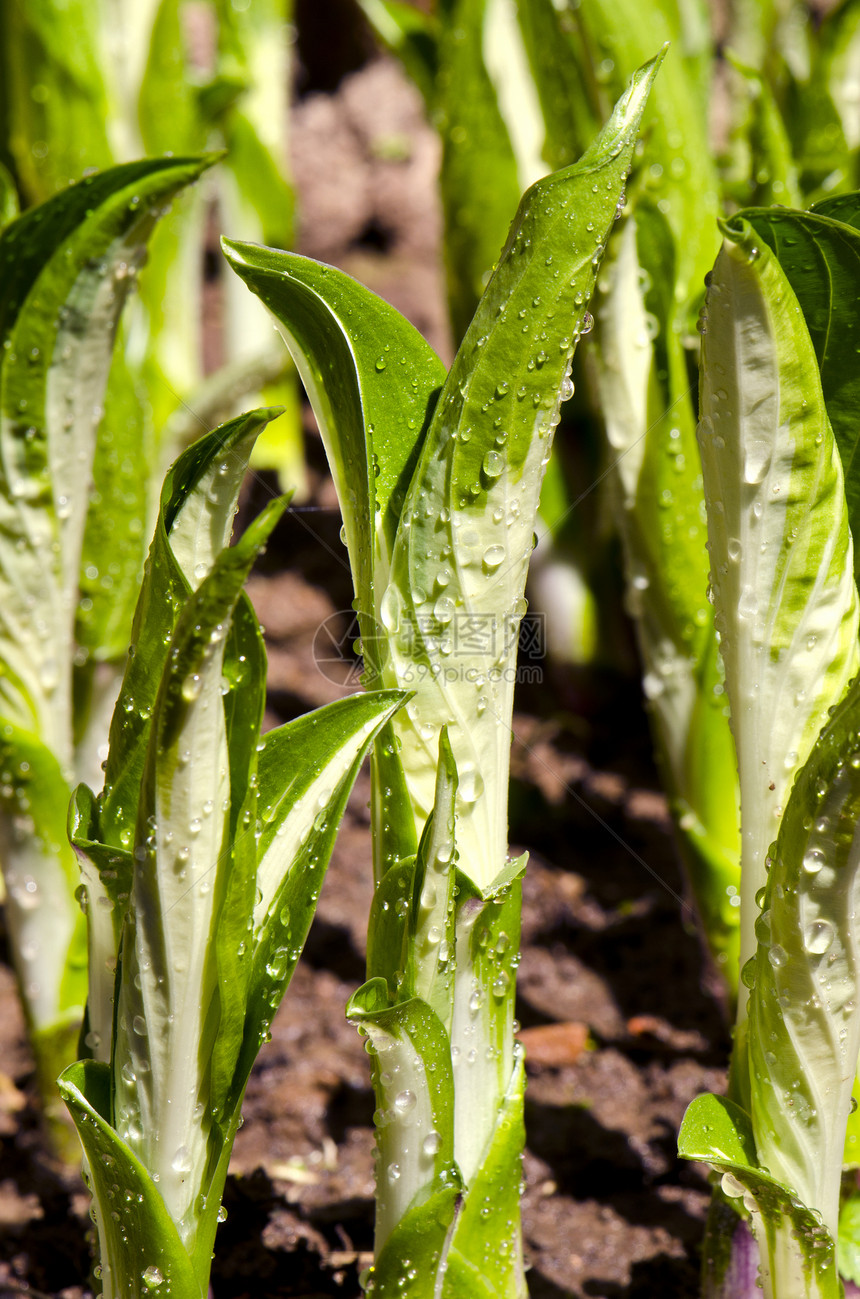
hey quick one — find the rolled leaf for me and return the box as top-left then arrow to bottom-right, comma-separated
384,53 -> 663,895
59,1059 -> 204,1299
697,218 -> 860,995
595,203 -> 741,983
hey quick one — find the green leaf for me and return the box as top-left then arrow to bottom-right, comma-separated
0,0 -> 112,204
348,982 -> 460,1253
68,780 -> 131,1062
594,204 -> 741,984
448,862 -> 524,1187
724,53 -> 802,209
220,245 -> 444,879
734,203 -> 860,568
356,0 -> 440,109
698,217 -> 860,994
112,495 -> 286,1256
367,728 -> 459,1023
745,671 -> 860,1240
434,0 -> 525,340
515,0 -> 601,172
678,1092 -> 758,1167
0,160 -> 18,231
679,1093 -> 840,1298
838,1190 -> 860,1285
365,1179 -> 464,1299
59,1059 -> 204,1299
98,406 -> 282,852
407,729 -> 459,1024
443,1048 -> 527,1299
817,1 -> 860,169
384,54 -> 663,895
138,0 -> 204,158
0,723 -> 86,1032
220,242 -> 446,666
0,155 -> 214,766
547,0 -> 719,316
219,689 -> 409,1120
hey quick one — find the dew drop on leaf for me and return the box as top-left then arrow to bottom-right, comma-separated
482,450 -> 503,479
393,1090 -> 416,1114
434,595 -> 455,625
422,1130 -> 441,1157
803,921 -> 834,955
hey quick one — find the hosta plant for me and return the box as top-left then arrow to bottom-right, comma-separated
679,197 -> 860,1297
360,0 -> 860,995
224,54 -> 661,1296
59,407 -> 406,1298
0,155 -> 212,1147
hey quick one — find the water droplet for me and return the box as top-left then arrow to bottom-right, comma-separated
482,450 -> 503,479
767,944 -> 788,969
483,545 -> 505,572
721,1172 -> 745,1199
393,1089 -> 416,1114
737,586 -> 758,620
142,1266 -> 164,1289
422,1130 -> 441,1157
803,920 -> 834,955
458,766 -> 484,805
434,595 -> 455,625
803,849 -> 824,875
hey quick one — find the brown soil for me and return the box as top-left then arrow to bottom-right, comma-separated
0,30 -> 728,1299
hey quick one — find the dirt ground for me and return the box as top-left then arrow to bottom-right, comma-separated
0,25 -> 730,1299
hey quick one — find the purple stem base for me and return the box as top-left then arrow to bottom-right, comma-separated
703,1212 -> 759,1299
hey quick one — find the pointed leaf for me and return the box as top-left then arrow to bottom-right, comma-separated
98,407 -> 282,851
218,689 -> 408,1117
385,55 -> 662,894
220,240 -> 446,664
